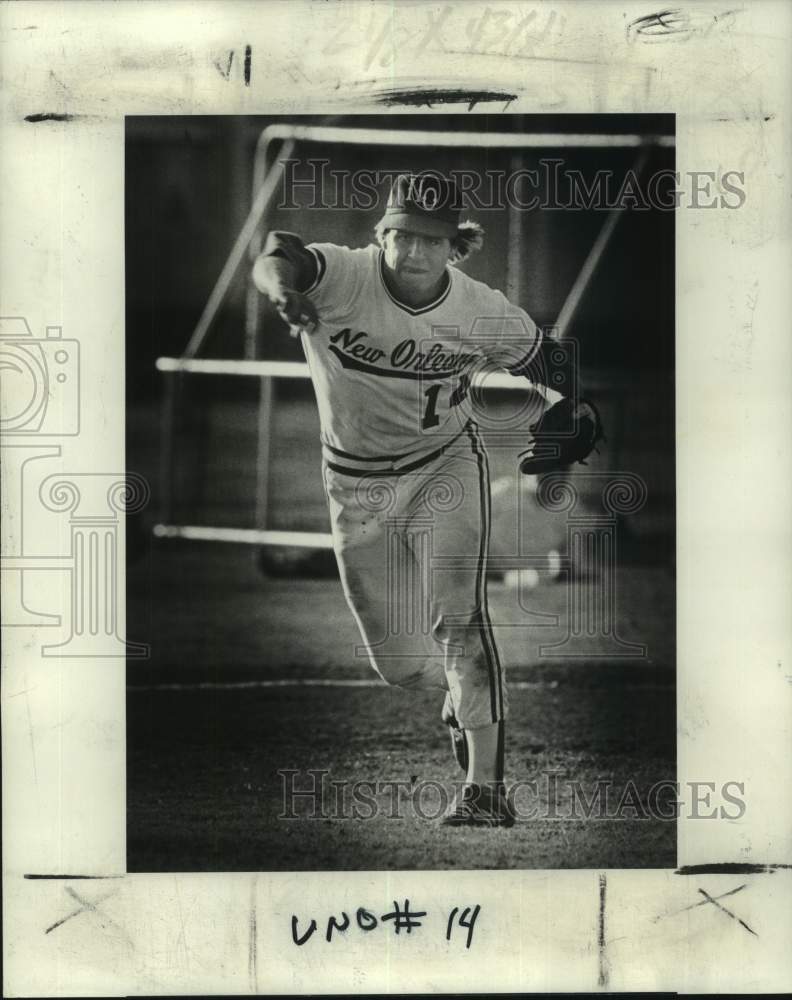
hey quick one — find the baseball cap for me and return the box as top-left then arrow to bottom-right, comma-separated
378,173 -> 460,239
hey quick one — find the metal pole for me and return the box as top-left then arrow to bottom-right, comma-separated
245,134 -> 278,360
505,151 -> 523,307
254,376 -> 273,532
158,371 -> 178,526
247,137 -> 288,539
256,124 -> 674,151
182,137 -> 296,360
555,148 -> 650,339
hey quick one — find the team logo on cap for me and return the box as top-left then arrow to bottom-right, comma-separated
405,175 -> 442,211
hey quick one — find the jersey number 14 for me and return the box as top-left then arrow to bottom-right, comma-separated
422,374 -> 471,429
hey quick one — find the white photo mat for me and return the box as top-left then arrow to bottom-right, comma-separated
2,1 -> 790,994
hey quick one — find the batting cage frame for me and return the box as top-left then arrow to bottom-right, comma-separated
153,123 -> 674,550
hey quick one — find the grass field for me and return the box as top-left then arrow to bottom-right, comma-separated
127,390 -> 675,871
127,543 -> 675,872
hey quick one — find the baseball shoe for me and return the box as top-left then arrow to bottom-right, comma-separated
441,783 -> 515,828
441,693 -> 468,773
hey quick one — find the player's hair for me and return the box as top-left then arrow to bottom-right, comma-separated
374,221 -> 485,265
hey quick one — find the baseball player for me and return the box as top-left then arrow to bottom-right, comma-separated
253,172 -> 598,827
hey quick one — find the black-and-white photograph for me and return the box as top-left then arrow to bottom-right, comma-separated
126,113 -> 677,871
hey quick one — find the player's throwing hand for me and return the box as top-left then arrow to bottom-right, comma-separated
252,239 -> 320,336
274,290 -> 319,337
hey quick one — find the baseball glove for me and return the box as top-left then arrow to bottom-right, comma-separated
519,397 -> 604,475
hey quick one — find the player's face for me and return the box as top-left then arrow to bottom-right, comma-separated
382,229 -> 452,300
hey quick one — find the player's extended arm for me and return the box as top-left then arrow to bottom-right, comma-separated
511,338 -> 604,473
252,231 -> 320,334
507,335 -> 581,408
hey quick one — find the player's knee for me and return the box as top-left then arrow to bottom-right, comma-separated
372,657 -> 424,689
369,654 -> 444,691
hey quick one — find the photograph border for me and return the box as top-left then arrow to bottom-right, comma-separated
2,2 -> 790,995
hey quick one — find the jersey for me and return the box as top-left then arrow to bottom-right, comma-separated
300,242 -> 542,476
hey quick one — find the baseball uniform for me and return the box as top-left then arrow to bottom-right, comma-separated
293,240 -> 542,729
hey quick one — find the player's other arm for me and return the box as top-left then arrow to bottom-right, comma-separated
512,335 -> 602,437
510,334 -> 572,408
252,231 -> 319,333
490,302 -> 599,432
504,324 -> 603,463
480,289 -> 603,459
483,307 -> 566,407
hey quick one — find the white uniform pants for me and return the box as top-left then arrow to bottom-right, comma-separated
322,424 -> 507,730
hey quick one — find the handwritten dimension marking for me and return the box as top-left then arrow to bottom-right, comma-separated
359,5 -> 563,71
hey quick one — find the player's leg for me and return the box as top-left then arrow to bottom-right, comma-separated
458,427 -> 507,792
408,439 -> 506,727
322,463 -> 447,691
405,427 -> 511,824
